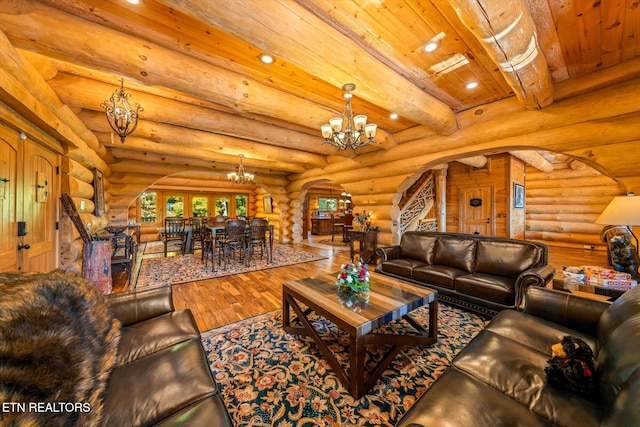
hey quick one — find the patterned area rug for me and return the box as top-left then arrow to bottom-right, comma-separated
143,241 -> 180,254
136,245 -> 327,288
201,304 -> 489,426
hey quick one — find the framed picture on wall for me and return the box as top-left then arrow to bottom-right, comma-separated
514,183 -> 525,209
93,168 -> 106,216
263,196 -> 273,214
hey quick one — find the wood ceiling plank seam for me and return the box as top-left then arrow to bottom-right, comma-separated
621,0 -> 640,61
599,0 -> 626,67
574,0 -> 604,72
548,0 -> 586,77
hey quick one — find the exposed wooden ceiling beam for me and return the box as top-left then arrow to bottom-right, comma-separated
159,0 -> 458,135
448,0 -> 553,109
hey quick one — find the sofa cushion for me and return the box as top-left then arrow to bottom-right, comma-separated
602,367 -> 640,427
453,330 -> 603,427
116,309 -> 201,366
154,396 -> 234,427
485,310 -> 598,355
396,367 -> 555,427
474,240 -> 540,278
597,284 -> 640,350
433,237 -> 476,272
379,258 -> 427,278
400,233 -> 437,264
596,314 -> 640,408
455,273 -> 516,306
102,338 -> 218,427
413,265 -> 468,289
0,271 -> 121,427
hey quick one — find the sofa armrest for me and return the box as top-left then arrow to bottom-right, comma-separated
522,286 -> 610,336
105,286 -> 175,326
514,264 -> 557,307
375,245 -> 400,262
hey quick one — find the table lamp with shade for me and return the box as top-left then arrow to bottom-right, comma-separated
595,193 -> 640,277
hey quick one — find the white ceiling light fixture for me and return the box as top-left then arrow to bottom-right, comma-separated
466,82 -> 478,89
227,154 -> 255,184
320,83 -> 377,151
389,113 -> 398,120
259,53 -> 274,64
424,32 -> 446,52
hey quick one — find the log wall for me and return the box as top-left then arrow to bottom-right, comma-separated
525,162 -> 626,250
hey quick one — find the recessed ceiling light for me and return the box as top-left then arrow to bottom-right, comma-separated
424,32 -> 446,53
126,0 -> 140,4
259,53 -> 274,64
466,82 -> 478,89
389,113 -> 398,120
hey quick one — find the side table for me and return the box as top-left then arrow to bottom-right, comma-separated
348,230 -> 378,264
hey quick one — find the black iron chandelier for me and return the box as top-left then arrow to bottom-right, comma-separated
101,79 -> 143,143
320,83 -> 377,150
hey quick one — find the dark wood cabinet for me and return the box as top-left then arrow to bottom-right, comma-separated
311,218 -> 332,235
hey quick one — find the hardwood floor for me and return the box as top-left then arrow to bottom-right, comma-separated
112,238 -> 609,332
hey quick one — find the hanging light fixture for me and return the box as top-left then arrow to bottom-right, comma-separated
320,83 -> 377,150
101,78 -> 143,143
227,154 -> 255,184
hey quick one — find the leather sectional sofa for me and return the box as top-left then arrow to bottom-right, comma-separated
376,231 -> 556,315
0,271 -> 232,426
397,284 -> 640,427
103,286 -> 233,426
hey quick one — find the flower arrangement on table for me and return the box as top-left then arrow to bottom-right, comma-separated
353,210 -> 372,231
336,257 -> 370,293
336,257 -> 371,311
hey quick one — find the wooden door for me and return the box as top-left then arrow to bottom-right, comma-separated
459,186 -> 495,236
19,139 -> 60,272
0,132 -> 18,271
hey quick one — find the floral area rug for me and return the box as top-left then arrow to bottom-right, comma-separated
201,304 -> 489,426
135,245 -> 326,288
143,241 -> 179,254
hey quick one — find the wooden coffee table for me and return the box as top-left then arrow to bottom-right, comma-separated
282,272 -> 438,398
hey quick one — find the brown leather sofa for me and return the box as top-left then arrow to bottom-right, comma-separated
397,284 -> 640,427
103,286 -> 233,426
375,231 -> 556,315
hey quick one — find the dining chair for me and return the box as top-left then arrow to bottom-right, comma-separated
221,219 -> 247,269
163,217 -> 186,257
110,233 -> 135,284
190,216 -> 207,252
246,218 -> 269,265
342,213 -> 354,242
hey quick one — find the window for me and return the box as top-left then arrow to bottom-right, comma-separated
235,195 -> 247,217
140,191 -> 157,223
318,197 -> 338,212
215,197 -> 230,217
166,195 -> 185,218
191,196 -> 208,217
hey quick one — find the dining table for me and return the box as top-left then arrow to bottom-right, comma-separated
207,224 -> 275,271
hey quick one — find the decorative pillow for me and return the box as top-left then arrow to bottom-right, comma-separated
0,270 -> 121,426
544,335 -> 596,397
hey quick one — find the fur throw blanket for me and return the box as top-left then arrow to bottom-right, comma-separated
0,270 -> 121,426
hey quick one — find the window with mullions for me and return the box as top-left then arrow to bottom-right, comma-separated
318,198 -> 338,212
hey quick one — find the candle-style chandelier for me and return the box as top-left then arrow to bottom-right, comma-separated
227,154 -> 255,184
101,79 -> 143,143
320,83 -> 377,150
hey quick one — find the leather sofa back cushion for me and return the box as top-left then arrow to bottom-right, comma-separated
400,234 -> 437,264
597,284 -> 640,349
597,314 -> 640,408
474,240 -> 540,278
433,237 -> 476,272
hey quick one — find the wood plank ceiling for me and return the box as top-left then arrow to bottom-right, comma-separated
1,0 -> 639,182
